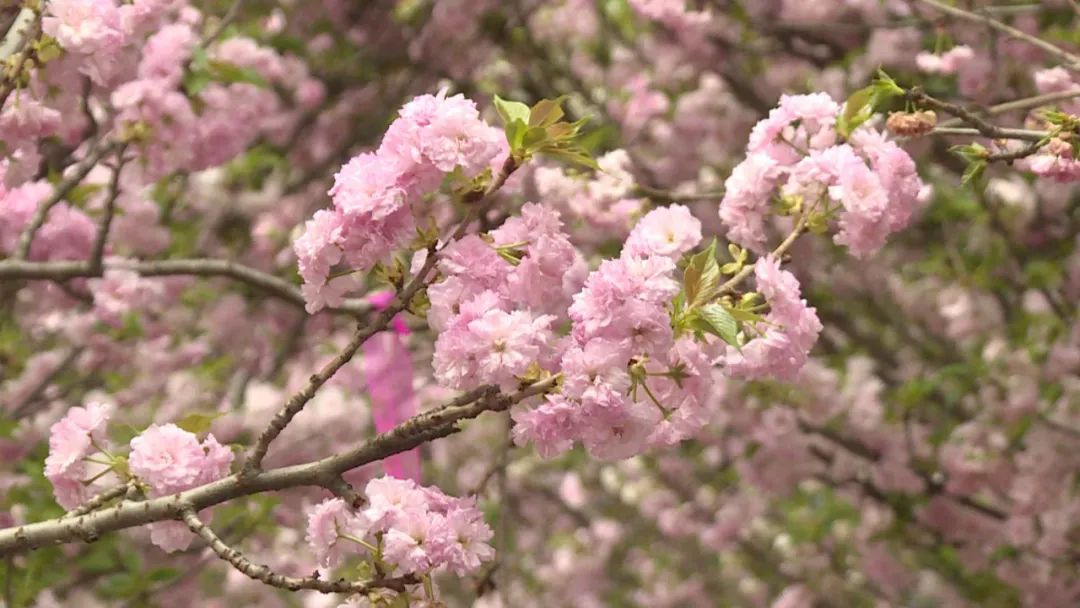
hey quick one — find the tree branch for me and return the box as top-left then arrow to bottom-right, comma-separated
0,375 -> 558,556
910,89 -> 1049,142
88,147 -> 129,274
181,508 -> 414,594
14,139 -> 120,260
0,258 -> 371,316
938,89 -> 1080,129
911,0 -> 1080,72
63,483 -> 132,518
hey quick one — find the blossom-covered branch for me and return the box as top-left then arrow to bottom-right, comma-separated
0,376 -> 558,555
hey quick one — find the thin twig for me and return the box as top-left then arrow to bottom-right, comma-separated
0,258 -> 371,316
241,156 -> 519,475
717,209 -> 811,296
9,347 -> 83,421
13,139 -> 119,260
63,483 -> 131,518
181,508 -> 414,594
911,89 -> 1048,142
0,376 -> 559,555
938,89 -> 1080,128
912,0 -> 1080,72
200,0 -> 245,49
929,126 -> 1049,142
89,146 -> 129,274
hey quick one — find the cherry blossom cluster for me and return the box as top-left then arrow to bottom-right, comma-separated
431,203 -> 586,391
1013,68 -> 1080,182
720,93 -> 924,257
306,477 -> 494,581
722,257 -> 822,381
294,92 -> 507,313
511,205 -> 717,460
45,404 -> 233,552
0,181 -> 94,260
532,149 -> 645,243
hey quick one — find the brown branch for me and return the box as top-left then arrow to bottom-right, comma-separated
911,0 -> 1080,72
8,347 -> 82,420
13,139 -> 119,260
88,146 -> 129,274
938,89 -> 1080,129
0,375 -> 558,555
631,183 -> 725,204
910,89 -> 1047,142
181,508 -> 414,594
0,258 -> 371,316
63,483 -> 131,518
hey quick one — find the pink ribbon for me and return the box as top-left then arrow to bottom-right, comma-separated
362,291 -> 420,481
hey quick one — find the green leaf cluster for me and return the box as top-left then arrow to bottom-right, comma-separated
493,95 -> 598,169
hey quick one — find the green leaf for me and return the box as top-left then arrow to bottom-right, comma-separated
529,96 -> 566,127
961,160 -> 986,187
207,60 -> 269,88
838,85 -> 876,138
505,119 -> 529,152
873,68 -> 906,97
540,144 -> 599,170
727,307 -> 765,323
147,568 -> 179,582
696,304 -> 740,347
183,72 -> 211,96
683,239 -> 722,309
175,411 -> 225,435
66,183 -> 104,207
522,126 -> 549,149
493,95 -> 531,126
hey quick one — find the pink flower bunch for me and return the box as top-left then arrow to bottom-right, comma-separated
533,149 -> 646,243
87,269 -> 174,327
0,181 -> 96,261
136,23 -> 197,86
43,0 -> 126,52
431,203 -> 585,390
915,45 -> 975,75
721,93 -> 923,257
43,0 -> 128,84
432,290 -> 557,392
127,424 -> 234,552
1018,138 -> 1080,183
0,97 -> 62,151
486,202 -> 589,315
111,79 -> 198,179
295,91 -> 506,313
128,423 -> 234,497
513,207 -> 715,460
622,204 -> 702,260
305,477 -> 494,577
627,0 -> 710,31
723,257 -> 822,381
44,402 -> 112,510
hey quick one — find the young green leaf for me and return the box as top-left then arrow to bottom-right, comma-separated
695,303 -> 740,347
683,239 -> 722,309
176,411 -> 225,435
529,96 -> 566,128
493,95 -> 531,126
